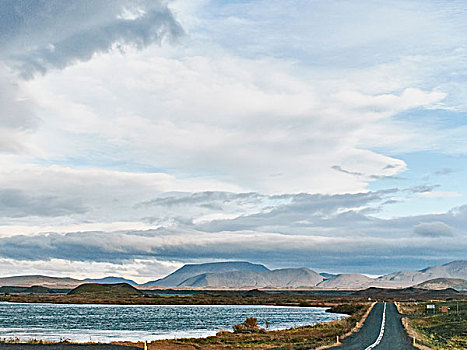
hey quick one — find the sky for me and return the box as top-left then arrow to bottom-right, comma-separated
0,0 -> 466,283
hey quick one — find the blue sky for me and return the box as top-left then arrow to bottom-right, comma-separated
0,0 -> 465,281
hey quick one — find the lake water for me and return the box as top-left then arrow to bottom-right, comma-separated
0,303 -> 346,343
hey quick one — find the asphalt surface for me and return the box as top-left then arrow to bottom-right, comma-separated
0,345 -> 139,349
329,302 -> 416,350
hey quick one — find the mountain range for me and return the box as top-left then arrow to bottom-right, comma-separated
0,260 -> 465,290
375,260 -> 466,286
0,275 -> 137,289
143,260 -> 466,290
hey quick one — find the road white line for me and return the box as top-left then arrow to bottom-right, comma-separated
364,302 -> 386,350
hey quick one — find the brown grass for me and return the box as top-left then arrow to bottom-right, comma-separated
397,301 -> 467,350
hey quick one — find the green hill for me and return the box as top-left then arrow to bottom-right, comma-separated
68,283 -> 143,297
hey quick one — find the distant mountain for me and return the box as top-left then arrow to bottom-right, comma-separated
144,260 -> 467,289
415,278 -> 467,291
317,274 -> 373,289
1,260 -> 465,290
143,261 -> 270,286
178,268 -> 324,288
68,283 -> 143,296
0,275 -> 82,288
377,260 -> 467,286
84,276 -> 138,286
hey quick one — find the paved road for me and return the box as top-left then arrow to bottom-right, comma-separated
328,302 -> 416,350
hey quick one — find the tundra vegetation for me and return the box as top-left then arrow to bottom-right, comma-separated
399,300 -> 466,350
0,284 -> 462,305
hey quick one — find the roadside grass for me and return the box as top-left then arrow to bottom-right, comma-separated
400,300 -> 466,350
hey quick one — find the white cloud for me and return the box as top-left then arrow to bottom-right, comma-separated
0,163 -> 244,233
0,66 -> 39,153
418,191 -> 463,199
21,49 -> 418,194
0,192 -> 465,276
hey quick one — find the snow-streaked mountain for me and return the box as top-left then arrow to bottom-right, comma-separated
143,261 -> 270,286
178,268 -> 324,288
1,260 -> 465,290
377,260 -> 467,286
317,274 -> 374,289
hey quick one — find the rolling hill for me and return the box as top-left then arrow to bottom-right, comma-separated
352,286 -> 462,299
0,285 -> 52,294
0,275 -> 82,288
415,278 -> 467,291
68,283 -> 143,296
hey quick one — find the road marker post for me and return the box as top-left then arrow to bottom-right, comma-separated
144,340 -> 147,350
336,335 -> 341,344
413,337 -> 416,346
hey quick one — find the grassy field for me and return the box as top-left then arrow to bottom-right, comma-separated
399,300 -> 466,350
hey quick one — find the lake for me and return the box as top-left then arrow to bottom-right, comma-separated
0,302 -> 346,343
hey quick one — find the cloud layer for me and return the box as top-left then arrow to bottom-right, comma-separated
0,189 -> 465,276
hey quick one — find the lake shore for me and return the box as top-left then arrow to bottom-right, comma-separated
0,302 -> 367,349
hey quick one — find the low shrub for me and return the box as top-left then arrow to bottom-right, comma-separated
233,317 -> 265,333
